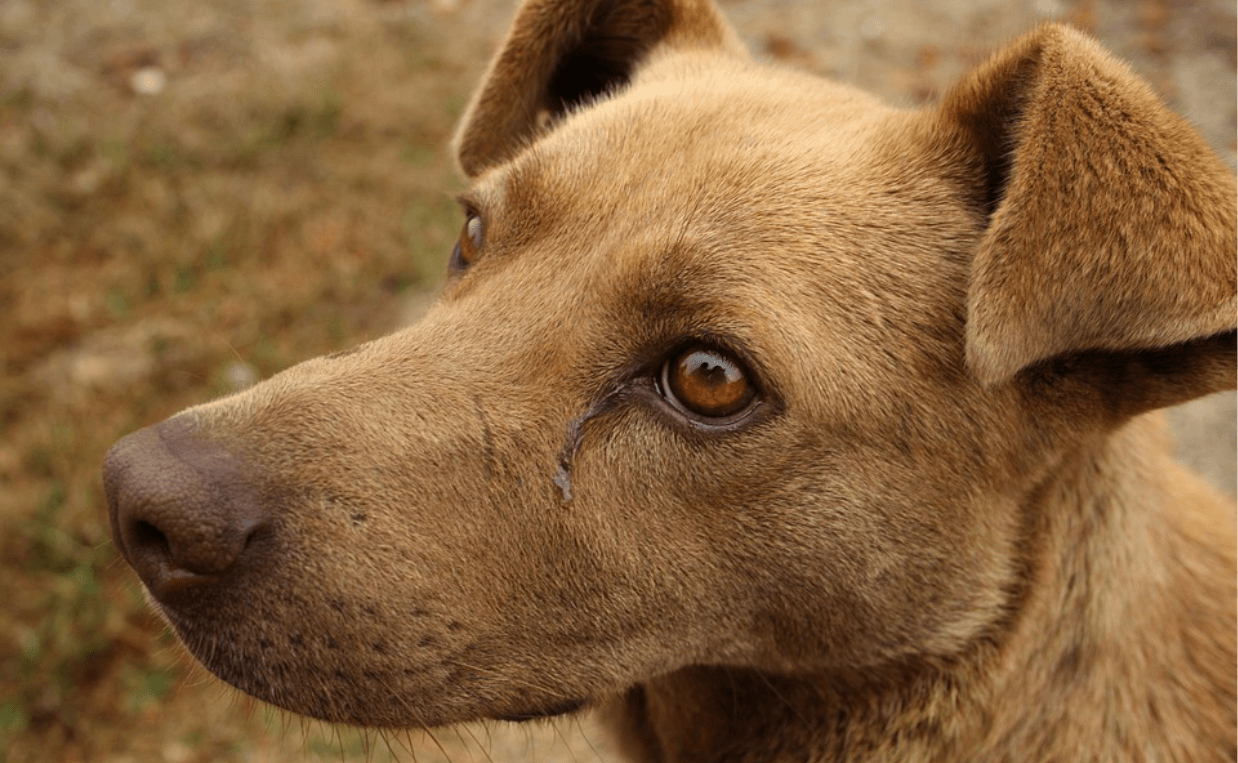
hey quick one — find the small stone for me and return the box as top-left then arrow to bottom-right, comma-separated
225,361 -> 258,390
130,66 -> 166,95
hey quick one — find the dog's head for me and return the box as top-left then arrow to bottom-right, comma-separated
103,0 -> 1236,728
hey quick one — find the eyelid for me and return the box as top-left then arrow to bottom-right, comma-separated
453,193 -> 483,218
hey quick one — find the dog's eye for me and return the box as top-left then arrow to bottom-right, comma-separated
449,214 -> 484,272
660,346 -> 756,420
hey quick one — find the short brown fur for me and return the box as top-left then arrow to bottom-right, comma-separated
103,1 -> 1237,760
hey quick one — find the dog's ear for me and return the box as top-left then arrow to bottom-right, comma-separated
453,0 -> 745,177
941,23 -> 1236,411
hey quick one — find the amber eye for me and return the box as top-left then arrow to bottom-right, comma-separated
449,214 -> 483,272
660,345 -> 756,420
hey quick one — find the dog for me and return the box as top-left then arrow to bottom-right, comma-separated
102,0 -> 1237,759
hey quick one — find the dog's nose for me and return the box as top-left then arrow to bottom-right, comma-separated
103,418 -> 269,602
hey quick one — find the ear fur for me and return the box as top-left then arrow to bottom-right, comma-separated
452,0 -> 745,178
942,24 -> 1237,402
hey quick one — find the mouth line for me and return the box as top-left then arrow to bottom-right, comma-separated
491,698 -> 588,722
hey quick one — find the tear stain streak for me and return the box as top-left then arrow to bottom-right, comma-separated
553,385 -> 631,503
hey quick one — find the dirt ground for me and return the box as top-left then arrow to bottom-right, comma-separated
1,0 -> 1232,761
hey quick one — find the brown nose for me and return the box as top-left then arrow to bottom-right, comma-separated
103,417 -> 269,602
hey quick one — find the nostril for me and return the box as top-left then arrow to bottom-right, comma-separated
133,520 -> 171,558
103,417 -> 270,599
242,523 -> 267,552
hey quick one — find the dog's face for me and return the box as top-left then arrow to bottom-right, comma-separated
103,0 -> 1236,730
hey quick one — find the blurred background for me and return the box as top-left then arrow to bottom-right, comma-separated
1,0 -> 1233,761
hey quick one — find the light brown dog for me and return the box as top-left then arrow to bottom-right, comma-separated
103,0 -> 1237,760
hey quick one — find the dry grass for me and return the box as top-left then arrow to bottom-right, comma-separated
0,1 -> 499,760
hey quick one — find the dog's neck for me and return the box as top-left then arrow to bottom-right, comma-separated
605,414 -> 1237,763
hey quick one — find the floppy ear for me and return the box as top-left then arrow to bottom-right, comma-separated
452,0 -> 745,177
941,24 -> 1236,408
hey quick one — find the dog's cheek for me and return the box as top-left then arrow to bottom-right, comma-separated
568,408 -> 1021,672
554,411 -> 839,660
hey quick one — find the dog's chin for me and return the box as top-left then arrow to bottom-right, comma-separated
153,600 -> 593,728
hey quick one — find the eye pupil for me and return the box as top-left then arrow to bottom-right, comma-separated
664,346 -> 755,419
